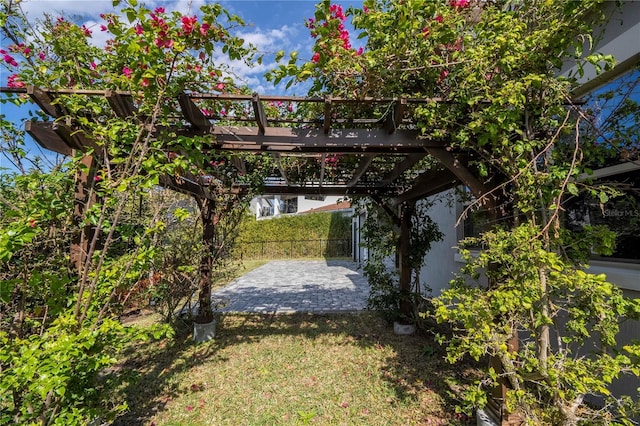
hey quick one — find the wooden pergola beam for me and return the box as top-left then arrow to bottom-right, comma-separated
381,153 -> 426,186
348,154 -> 376,187
392,168 -> 459,206
252,92 -> 268,134
180,126 -> 427,152
426,145 -> 490,201
178,93 -> 211,130
25,121 -> 73,156
384,98 -> 406,134
106,89 -> 137,118
27,86 -> 63,118
323,97 -> 332,134
259,184 -> 398,196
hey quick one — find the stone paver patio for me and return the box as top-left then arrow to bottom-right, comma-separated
212,260 -> 370,314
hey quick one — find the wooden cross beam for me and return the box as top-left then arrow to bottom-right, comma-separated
392,168 -> 459,206
384,98 -> 406,134
324,97 -> 332,134
178,93 -> 211,130
348,154 -> 376,187
252,92 -> 268,134
381,153 -> 426,186
106,90 -> 137,118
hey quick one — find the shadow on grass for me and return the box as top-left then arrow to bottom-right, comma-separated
112,311 -> 478,425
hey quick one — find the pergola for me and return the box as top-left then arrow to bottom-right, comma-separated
0,84 -> 513,423
4,84 -> 506,320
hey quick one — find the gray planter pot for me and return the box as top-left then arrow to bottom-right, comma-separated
193,319 -> 216,343
393,321 -> 416,335
476,408 -> 499,426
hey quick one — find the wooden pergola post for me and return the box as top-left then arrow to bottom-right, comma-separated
70,154 -> 97,274
398,200 -> 416,320
197,197 -> 216,322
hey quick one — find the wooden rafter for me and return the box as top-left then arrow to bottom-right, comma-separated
25,121 -> 72,156
259,184 -> 397,196
178,93 -> 211,130
106,89 -> 137,118
323,97 -> 332,134
348,154 -> 376,187
381,153 -> 426,186
426,144 -> 490,202
9,86 -> 496,205
384,98 -> 406,134
319,153 -> 326,187
252,92 -> 268,134
27,86 -> 63,118
392,168 -> 459,206
179,126 -> 426,153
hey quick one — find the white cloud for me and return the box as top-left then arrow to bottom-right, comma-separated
14,0 -> 315,94
19,0 -> 114,20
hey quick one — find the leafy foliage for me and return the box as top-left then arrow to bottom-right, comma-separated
359,198 -> 443,324
268,0 -> 640,424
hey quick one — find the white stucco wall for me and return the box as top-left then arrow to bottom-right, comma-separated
417,190 -> 461,296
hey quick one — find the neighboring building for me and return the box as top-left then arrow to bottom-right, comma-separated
250,195 -> 349,219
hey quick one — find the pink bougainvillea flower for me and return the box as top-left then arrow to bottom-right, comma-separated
363,5 -> 369,13
154,7 -> 165,13
3,54 -> 18,67
100,24 -> 108,32
134,24 -> 143,35
200,23 -> 210,36
141,78 -> 150,87
356,47 -> 364,56
181,15 -> 198,34
434,15 -> 444,23
312,52 -> 320,63
81,25 -> 92,37
94,175 -> 102,182
7,74 -> 25,88
38,52 -> 45,60
287,104 -> 294,112
450,0 -> 471,8
122,66 -> 132,78
422,27 -> 430,37
438,69 -> 449,83
215,82 -> 225,91
90,61 -> 97,70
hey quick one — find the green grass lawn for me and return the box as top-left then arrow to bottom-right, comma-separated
112,312 -> 477,426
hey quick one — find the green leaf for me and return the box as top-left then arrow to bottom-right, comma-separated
567,182 -> 578,196
599,192 -> 609,204
126,9 -> 136,23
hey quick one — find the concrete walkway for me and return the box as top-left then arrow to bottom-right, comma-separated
212,260 -> 370,314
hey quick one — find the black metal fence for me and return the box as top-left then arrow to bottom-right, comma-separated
237,238 -> 352,260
